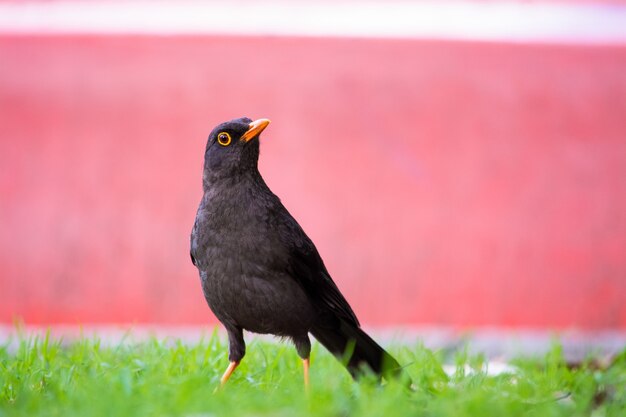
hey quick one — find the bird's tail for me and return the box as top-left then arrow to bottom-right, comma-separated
310,318 -> 406,381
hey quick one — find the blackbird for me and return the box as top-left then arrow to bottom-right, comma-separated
190,117 -> 403,387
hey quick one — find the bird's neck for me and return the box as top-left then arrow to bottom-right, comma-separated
202,168 -> 268,196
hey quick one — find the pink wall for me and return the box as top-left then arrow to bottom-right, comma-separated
1,36 -> 625,328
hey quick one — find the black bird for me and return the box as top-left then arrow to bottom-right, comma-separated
190,117 -> 403,387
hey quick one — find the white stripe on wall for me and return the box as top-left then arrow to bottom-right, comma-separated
1,1 -> 625,44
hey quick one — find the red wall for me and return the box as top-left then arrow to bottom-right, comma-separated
1,35 -> 625,328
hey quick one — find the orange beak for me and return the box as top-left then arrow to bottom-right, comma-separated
241,118 -> 271,142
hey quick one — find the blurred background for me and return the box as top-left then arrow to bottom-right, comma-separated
1,1 -> 625,341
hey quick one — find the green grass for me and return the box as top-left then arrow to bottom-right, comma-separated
1,330 -> 625,417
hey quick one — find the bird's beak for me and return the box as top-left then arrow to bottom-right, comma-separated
241,118 -> 271,142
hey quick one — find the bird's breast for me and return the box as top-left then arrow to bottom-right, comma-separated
191,197 -> 316,334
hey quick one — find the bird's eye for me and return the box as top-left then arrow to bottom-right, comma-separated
217,132 -> 231,146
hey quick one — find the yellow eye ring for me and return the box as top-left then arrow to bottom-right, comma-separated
217,132 -> 231,146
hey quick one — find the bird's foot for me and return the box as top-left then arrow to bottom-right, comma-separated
220,361 -> 240,385
302,358 -> 310,393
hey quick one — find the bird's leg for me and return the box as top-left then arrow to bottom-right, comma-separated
220,326 -> 245,386
294,335 -> 312,391
220,361 -> 240,385
302,358 -> 310,390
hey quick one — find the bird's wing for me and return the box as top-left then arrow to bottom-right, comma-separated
278,212 -> 360,327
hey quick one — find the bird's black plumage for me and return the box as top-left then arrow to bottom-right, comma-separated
190,117 -> 402,381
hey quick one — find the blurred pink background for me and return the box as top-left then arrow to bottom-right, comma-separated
1,1 -> 625,329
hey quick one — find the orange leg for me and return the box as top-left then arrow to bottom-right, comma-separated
220,361 -> 240,385
303,358 -> 310,391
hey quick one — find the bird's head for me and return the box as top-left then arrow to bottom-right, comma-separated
203,117 -> 271,184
